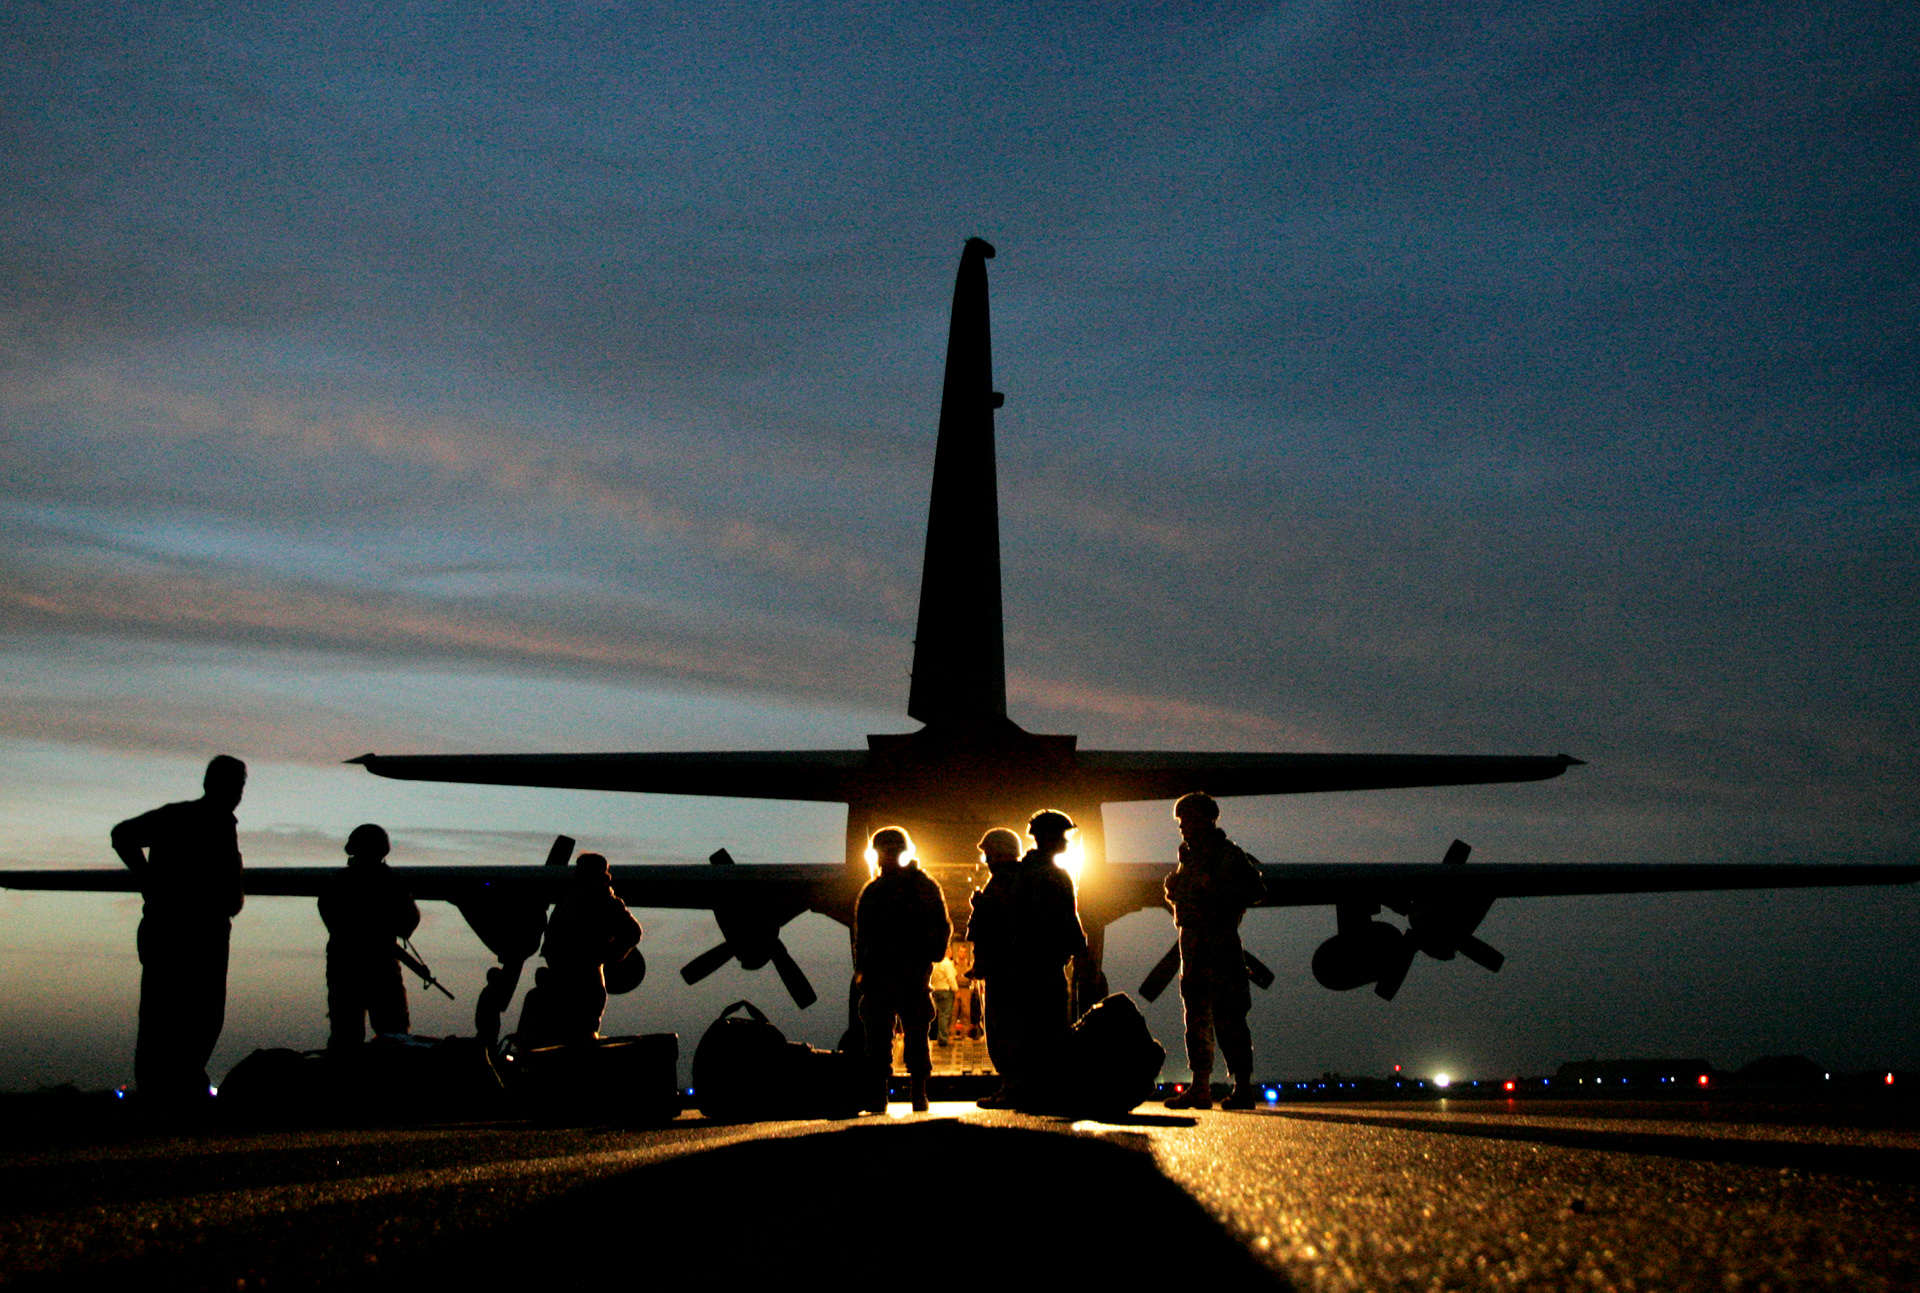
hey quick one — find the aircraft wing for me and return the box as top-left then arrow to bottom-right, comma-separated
1072,751 -> 1583,801
0,864 -> 852,910
349,749 -> 1583,805
1092,860 -> 1919,916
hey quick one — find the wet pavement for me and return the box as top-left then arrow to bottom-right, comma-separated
2,1099 -> 1916,1289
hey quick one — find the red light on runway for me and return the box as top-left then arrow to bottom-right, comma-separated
1504,1080 -> 1515,1092
1697,1074 -> 1709,1087
1887,1073 -> 1896,1086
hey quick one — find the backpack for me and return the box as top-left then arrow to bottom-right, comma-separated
1023,993 -> 1166,1119
691,1000 -> 863,1122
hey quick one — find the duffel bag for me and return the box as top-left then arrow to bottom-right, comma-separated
691,1000 -> 863,1122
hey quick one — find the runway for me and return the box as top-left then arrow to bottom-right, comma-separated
4,1098 -> 1916,1289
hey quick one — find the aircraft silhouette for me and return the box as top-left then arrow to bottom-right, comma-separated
5,239 -> 1914,1021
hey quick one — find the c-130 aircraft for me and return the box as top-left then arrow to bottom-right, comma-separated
7,239 -> 1914,1028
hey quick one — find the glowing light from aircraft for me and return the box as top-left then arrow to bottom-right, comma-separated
1504,1080 -> 1516,1092
1697,1074 -> 1709,1087
1888,1073 -> 1897,1086
1434,1073 -> 1451,1089
1057,834 -> 1085,886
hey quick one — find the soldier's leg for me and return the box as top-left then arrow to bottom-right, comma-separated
1179,968 -> 1217,1080
183,920 -> 231,1091
899,984 -> 934,1111
135,916 -> 183,1096
326,954 -> 366,1050
366,957 -> 410,1038
983,981 -> 1022,1080
1215,986 -> 1253,1082
855,982 -> 894,1110
899,986 -> 934,1078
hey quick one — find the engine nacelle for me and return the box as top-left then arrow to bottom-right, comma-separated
1311,921 -> 1409,991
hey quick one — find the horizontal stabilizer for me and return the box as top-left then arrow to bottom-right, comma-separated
352,751 -> 867,804
1073,751 -> 1584,801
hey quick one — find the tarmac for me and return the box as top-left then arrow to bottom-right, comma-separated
3,1097 -> 1917,1289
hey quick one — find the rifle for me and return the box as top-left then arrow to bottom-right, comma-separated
396,938 -> 456,1000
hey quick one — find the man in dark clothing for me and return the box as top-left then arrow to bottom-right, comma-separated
1163,791 -> 1266,1110
967,811 -> 1088,1110
317,824 -> 421,1049
855,827 -> 951,1113
111,754 -> 247,1104
519,853 -> 641,1045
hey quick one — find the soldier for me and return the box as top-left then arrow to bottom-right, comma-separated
1162,792 -> 1266,1110
855,827 -> 950,1113
968,812 -> 1088,1110
111,754 -> 247,1106
317,824 -> 421,1049
522,853 -> 642,1045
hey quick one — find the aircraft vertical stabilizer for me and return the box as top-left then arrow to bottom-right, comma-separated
908,237 -> 1008,727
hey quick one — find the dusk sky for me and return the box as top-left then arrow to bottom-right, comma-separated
2,1 -> 1915,1091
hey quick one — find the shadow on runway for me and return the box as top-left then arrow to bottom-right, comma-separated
398,1119 -> 1289,1288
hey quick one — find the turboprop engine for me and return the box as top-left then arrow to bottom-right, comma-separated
1310,839 -> 1506,1000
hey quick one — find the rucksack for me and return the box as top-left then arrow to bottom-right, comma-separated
691,1000 -> 863,1122
1022,993 -> 1166,1119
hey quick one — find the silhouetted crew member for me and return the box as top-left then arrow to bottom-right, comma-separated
968,813 -> 1088,1109
855,828 -> 950,1113
1163,792 -> 1266,1110
317,824 -> 420,1049
529,853 -> 641,1043
111,754 -> 247,1104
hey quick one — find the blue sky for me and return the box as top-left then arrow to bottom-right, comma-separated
1,0 -> 1915,1088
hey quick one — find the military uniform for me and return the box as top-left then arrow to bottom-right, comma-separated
968,849 -> 1088,1097
530,877 -> 642,1044
855,863 -> 951,1088
111,797 -> 244,1101
1165,825 -> 1265,1087
318,861 -> 421,1048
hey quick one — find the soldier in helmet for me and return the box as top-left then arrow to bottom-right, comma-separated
317,824 -> 421,1049
521,852 -> 642,1045
111,754 -> 248,1104
968,811 -> 1088,1109
1162,792 -> 1266,1110
855,827 -> 950,1113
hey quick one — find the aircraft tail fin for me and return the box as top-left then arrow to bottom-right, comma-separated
907,237 -> 1008,728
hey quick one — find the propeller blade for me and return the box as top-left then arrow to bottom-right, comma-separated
1139,941 -> 1182,1002
1457,934 -> 1505,973
680,940 -> 736,985
1243,950 -> 1276,990
1441,839 -> 1472,866
543,834 -> 576,867
1373,933 -> 1418,1001
767,939 -> 819,1010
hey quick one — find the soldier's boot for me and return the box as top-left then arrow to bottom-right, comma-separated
862,1069 -> 891,1114
1165,1072 -> 1214,1109
1222,1075 -> 1258,1110
911,1075 -> 929,1113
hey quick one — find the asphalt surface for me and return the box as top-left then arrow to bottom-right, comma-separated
3,1099 -> 1917,1289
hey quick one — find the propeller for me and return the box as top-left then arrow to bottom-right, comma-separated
1138,944 -> 1277,1002
678,848 -> 818,1009
1311,839 -> 1506,1001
